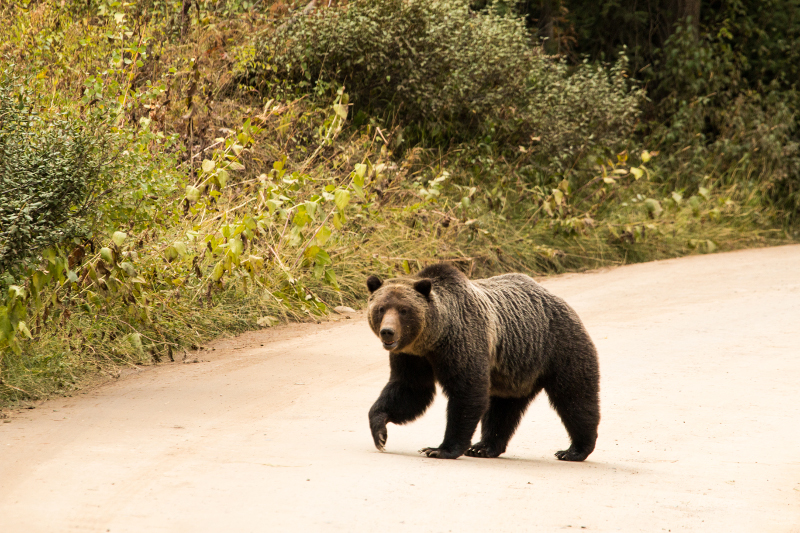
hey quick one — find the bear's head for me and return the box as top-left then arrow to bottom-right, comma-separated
366,274 -> 432,352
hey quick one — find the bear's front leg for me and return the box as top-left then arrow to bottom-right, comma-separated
369,353 -> 436,451
420,386 -> 489,459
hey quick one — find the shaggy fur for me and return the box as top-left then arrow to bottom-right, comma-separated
366,263 -> 600,460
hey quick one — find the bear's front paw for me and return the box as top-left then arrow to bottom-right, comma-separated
418,446 -> 462,459
464,441 -> 504,458
555,445 -> 592,462
369,412 -> 388,451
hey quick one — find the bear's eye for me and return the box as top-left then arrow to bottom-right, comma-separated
378,306 -> 385,314
399,308 -> 408,316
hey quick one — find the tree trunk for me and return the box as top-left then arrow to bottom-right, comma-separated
673,0 -> 701,33
538,0 -> 556,53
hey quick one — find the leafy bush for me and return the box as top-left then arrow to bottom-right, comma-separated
244,0 -> 643,172
0,75 -> 108,274
647,23 -> 800,218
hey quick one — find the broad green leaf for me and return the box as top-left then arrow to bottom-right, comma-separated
333,103 -> 348,120
202,159 -> 216,173
354,163 -> 367,187
315,225 -> 332,246
334,189 -> 351,211
112,231 -> 127,246
324,269 -> 339,290
119,262 -> 137,277
8,285 -> 25,301
67,270 -> 79,283
212,262 -> 225,282
304,200 -> 318,218
216,168 -> 229,188
641,151 -> 652,163
542,198 -> 554,217
229,237 -> 244,257
185,185 -> 201,202
0,309 -> 12,343
552,189 -> 564,207
304,245 -> 321,260
17,321 -> 32,339
100,247 -> 114,264
630,167 -> 644,179
246,255 -> 264,271
165,246 -> 179,262
8,338 -> 21,355
293,209 -> 312,228
32,271 -> 47,292
315,249 -> 332,266
173,241 -> 188,257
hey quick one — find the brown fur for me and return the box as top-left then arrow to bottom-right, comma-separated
366,263 -> 600,460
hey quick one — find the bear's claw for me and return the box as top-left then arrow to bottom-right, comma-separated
555,446 -> 591,462
419,447 -> 462,459
465,441 -> 504,458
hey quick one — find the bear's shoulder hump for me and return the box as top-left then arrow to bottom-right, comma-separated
416,263 -> 467,282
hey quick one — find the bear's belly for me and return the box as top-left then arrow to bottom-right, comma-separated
489,369 -> 541,398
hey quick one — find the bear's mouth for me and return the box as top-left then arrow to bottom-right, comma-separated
382,340 -> 399,351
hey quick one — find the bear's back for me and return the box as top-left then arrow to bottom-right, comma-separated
471,273 -> 591,394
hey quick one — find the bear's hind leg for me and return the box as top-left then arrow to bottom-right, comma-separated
465,394 -> 537,458
545,372 -> 600,462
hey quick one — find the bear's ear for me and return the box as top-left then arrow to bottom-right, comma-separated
413,278 -> 432,299
367,275 -> 383,293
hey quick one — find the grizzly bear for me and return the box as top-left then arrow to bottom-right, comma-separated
366,263 -> 600,460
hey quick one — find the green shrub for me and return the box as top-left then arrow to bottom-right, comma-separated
0,75 -> 108,274
244,0 -> 643,173
647,23 -> 800,218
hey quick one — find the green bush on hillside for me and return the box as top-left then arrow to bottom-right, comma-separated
0,76 -> 108,275
244,0 -> 643,174
648,23 -> 800,216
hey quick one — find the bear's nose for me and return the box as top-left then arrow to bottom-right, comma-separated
380,327 -> 396,342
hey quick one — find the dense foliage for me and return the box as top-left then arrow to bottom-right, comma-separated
244,0 -> 643,173
0,76 -> 107,273
0,0 -> 796,405
466,0 -> 800,217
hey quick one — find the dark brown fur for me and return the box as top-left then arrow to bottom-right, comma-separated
367,263 -> 600,460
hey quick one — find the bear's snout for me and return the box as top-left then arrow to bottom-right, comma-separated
379,309 -> 401,350
380,327 -> 396,342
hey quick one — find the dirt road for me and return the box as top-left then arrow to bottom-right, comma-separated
1,246 -> 799,532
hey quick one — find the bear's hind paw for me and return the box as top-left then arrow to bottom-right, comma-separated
419,447 -> 462,459
465,441 -> 504,458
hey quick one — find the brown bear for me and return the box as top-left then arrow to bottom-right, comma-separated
366,263 -> 600,460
